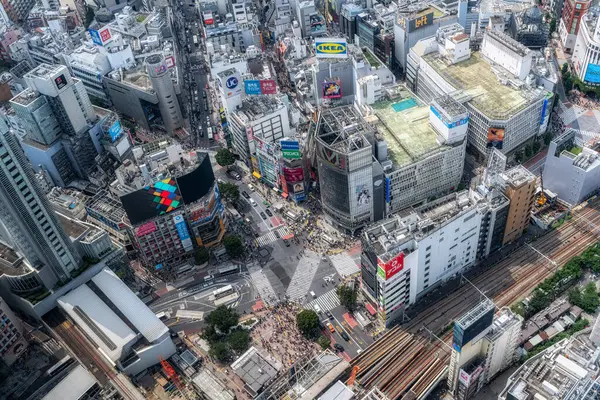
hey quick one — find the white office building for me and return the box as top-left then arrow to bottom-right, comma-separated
542,129 -> 600,206
58,268 -> 176,375
572,9 -> 600,86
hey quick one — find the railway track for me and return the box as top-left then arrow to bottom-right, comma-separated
351,201 -> 600,399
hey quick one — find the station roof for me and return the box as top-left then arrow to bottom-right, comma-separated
91,268 -> 168,343
42,365 -> 98,400
58,283 -> 137,362
423,52 -> 541,119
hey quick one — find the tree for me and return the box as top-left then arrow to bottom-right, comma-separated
568,287 -> 582,307
215,148 -> 236,166
544,131 -> 553,145
227,329 -> 251,354
561,63 -> 569,75
223,235 -> 244,258
336,285 -> 358,312
195,246 -> 209,265
317,335 -> 331,350
218,182 -> 240,203
296,309 -> 319,337
515,150 -> 524,163
205,305 -> 240,332
581,282 -> 600,313
201,325 -> 221,343
549,18 -> 557,35
532,140 -> 541,153
209,341 -> 230,362
564,76 -> 574,93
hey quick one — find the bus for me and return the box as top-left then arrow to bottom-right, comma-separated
218,265 -> 238,276
193,35 -> 198,45
213,285 -> 234,299
285,211 -> 298,222
47,355 -> 73,377
207,127 -> 213,140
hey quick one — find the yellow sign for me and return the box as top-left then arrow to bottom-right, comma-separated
315,39 -> 348,59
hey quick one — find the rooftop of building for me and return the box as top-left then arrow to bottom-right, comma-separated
10,88 -> 40,106
120,66 -> 153,91
85,190 -> 130,226
503,333 -> 599,400
192,370 -> 235,400
42,364 -> 98,400
371,88 -> 445,168
315,106 -> 373,155
232,95 -> 286,123
476,0 -> 533,17
55,212 -> 89,240
0,241 -> 29,277
500,165 -> 536,188
422,51 -> 541,119
231,347 -> 279,394
397,4 -> 446,20
485,308 -> 522,340
25,63 -> 66,80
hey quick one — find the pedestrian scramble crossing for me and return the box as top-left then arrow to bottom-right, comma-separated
255,226 -> 292,247
329,253 -> 360,278
306,289 -> 340,312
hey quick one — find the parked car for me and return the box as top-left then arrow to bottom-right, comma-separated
265,208 -> 273,217
274,230 -> 280,238
241,191 -> 250,199
227,170 -> 241,180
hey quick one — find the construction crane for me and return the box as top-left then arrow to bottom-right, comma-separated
159,356 -> 193,399
537,175 -> 547,206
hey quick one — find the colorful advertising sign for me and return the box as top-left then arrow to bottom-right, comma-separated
487,127 -> 505,149
165,56 -> 175,68
244,80 -> 261,95
89,27 -> 112,46
584,63 -> 600,84
173,214 -> 193,251
310,14 -> 326,35
458,370 -> 470,386
280,140 -> 300,150
246,126 -> 254,143
540,98 -> 548,126
282,149 -> 302,159
135,221 -> 157,237
319,144 -> 347,170
54,74 -> 67,90
260,80 -> 277,94
398,12 -> 434,33
293,182 -> 304,193
219,107 -> 227,127
385,177 -> 391,203
220,71 -> 243,98
100,27 -> 112,43
108,120 -> 122,142
315,38 -> 348,59
430,105 -> 468,128
376,253 -> 404,280
282,166 -> 304,182
323,80 -> 342,99
203,12 -> 214,25
89,29 -> 102,46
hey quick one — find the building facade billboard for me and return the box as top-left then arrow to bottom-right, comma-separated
260,80 -> 277,94
165,56 -> 175,68
221,71 -> 243,98
135,221 -> 157,237
315,38 -> 348,59
280,140 -> 300,150
398,12 -> 434,33
584,63 -> 600,83
282,149 -> 302,159
377,252 -> 404,280
323,80 -> 342,99
318,143 -> 347,170
310,14 -> 326,35
487,127 -> 505,149
108,120 -> 122,142
173,214 -> 193,251
89,27 -> 112,46
244,80 -> 261,95
282,166 -> 304,182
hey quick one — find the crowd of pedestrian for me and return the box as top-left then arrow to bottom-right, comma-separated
250,301 -> 320,367
569,92 -> 600,111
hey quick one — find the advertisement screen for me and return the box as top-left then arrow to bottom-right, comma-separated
487,127 -> 505,149
585,63 -> 600,84
246,126 -> 254,143
89,29 -> 102,46
323,81 -> 342,99
280,140 -> 300,150
310,14 -> 326,35
283,166 -> 304,182
221,71 -> 243,98
54,74 -> 67,90
315,38 -> 348,59
377,252 -> 404,280
282,149 -> 302,159
260,80 -> 277,94
108,120 -> 122,142
293,182 -> 304,193
407,12 -> 433,32
121,178 -> 182,225
244,80 -> 261,95
318,143 -> 347,170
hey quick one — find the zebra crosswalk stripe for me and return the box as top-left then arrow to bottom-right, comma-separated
306,289 -> 340,312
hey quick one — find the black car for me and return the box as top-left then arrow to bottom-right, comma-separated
265,208 -> 273,217
340,332 -> 350,341
260,212 -> 267,220
326,311 -> 334,320
282,239 -> 290,247
333,343 -> 344,352
241,191 -> 250,199
274,230 -> 280,238
227,170 -> 241,180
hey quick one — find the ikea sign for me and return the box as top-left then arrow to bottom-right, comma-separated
315,38 -> 348,59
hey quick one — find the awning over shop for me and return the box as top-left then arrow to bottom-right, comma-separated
252,171 -> 261,179
281,192 -> 288,198
366,303 -> 377,315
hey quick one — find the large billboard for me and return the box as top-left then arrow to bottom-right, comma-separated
89,27 -> 112,46
585,63 -> 600,84
315,38 -> 348,59
135,221 -> 157,237
323,81 -> 342,99
173,214 -> 193,251
219,107 -> 227,127
220,71 -> 243,98
318,143 -> 347,170
453,307 -> 495,352
377,253 -> 404,280
282,166 -> 304,182
398,12 -> 434,33
244,80 -> 261,95
310,14 -> 326,35
121,178 -> 183,225
487,127 -> 505,149
108,120 -> 122,142
260,80 -> 277,94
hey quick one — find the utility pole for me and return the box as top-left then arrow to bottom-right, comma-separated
422,325 -> 453,352
526,242 -> 558,274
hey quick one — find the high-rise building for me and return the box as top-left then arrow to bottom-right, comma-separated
146,54 -> 183,134
0,118 -> 82,287
499,166 -> 536,244
0,0 -> 36,23
558,0 -> 591,53
0,295 -> 28,366
572,10 -> 600,89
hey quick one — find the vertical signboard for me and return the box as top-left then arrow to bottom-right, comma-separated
173,215 -> 193,251
376,253 -> 404,280
108,120 -> 122,142
246,126 -> 254,144
385,177 -> 391,203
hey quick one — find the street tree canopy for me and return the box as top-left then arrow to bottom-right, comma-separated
296,309 -> 319,337
194,246 -> 209,265
218,182 -> 240,203
205,305 -> 240,332
223,235 -> 244,258
337,284 -> 358,312
215,148 -> 236,166
227,329 -> 251,354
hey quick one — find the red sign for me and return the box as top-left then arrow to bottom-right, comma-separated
135,221 -> 157,237
260,80 -> 277,94
100,27 -> 111,43
378,253 -> 404,280
282,166 -> 304,182
165,56 -> 175,68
